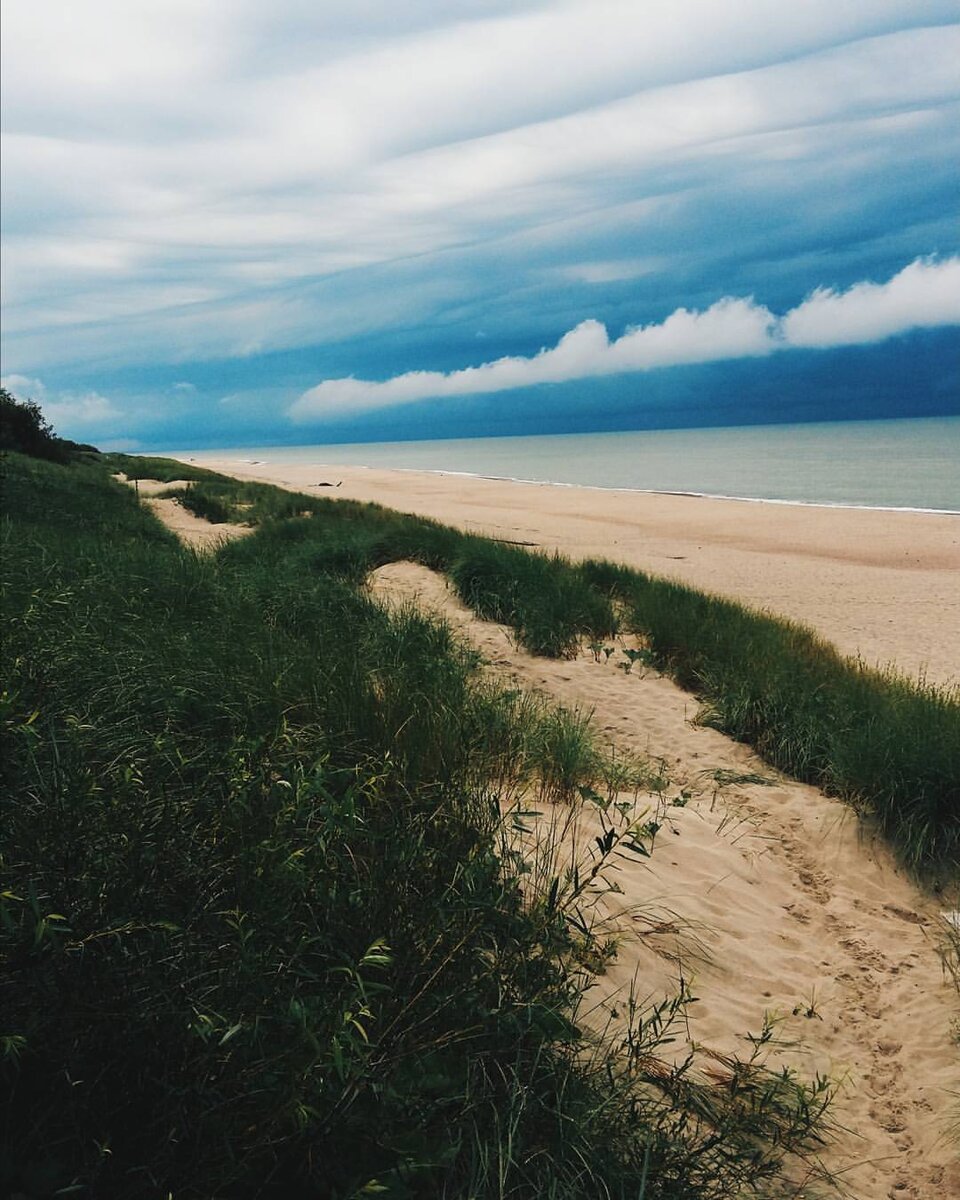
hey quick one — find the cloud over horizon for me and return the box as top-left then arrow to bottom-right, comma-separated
290,257 -> 960,420
1,3 -> 957,444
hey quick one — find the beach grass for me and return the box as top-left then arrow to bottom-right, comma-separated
109,451 -> 226,482
2,451 -> 836,1198
160,478 -> 328,525
166,462 -> 959,876
580,560 -> 960,876
447,541 -> 616,658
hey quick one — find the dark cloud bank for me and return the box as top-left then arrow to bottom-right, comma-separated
109,328 -> 955,452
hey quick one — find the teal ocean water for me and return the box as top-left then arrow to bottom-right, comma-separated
184,416 -> 960,512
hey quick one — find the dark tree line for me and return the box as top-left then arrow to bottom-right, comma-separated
0,387 -> 98,461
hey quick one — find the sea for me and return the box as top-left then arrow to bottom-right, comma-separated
182,415 -> 960,513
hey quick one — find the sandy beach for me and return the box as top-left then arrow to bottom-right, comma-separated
176,455 -> 960,688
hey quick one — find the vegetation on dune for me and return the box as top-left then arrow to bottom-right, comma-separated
136,460 -> 959,876
3,451 -> 835,1198
580,560 -> 960,876
108,451 -> 224,483
0,386 -> 99,463
447,541 -> 616,659
163,479 -> 618,658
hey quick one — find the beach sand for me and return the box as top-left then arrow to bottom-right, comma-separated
174,456 -> 960,688
117,475 -> 251,549
146,459 -> 960,1194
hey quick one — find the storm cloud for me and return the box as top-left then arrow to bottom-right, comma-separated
291,258 -> 960,419
1,2 -> 958,443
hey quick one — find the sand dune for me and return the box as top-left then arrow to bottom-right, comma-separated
116,475 -> 251,549
174,457 -> 960,688
368,561 -> 959,1199
136,473 -> 960,1196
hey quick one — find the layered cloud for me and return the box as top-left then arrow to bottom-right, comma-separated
291,257 -> 960,419
2,1 -> 959,382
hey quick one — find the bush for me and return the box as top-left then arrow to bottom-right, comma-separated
0,388 -> 71,462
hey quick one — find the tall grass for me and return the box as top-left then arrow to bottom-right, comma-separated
109,451 -> 224,482
2,453 -> 833,1198
112,455 -> 960,874
107,457 -> 960,874
212,493 -> 614,657
160,478 -> 326,525
448,541 -> 616,658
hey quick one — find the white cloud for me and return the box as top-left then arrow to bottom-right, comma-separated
1,373 -> 46,399
556,258 -> 665,285
44,391 -> 120,431
289,299 -> 775,418
290,256 -> 960,419
2,3 -> 959,373
781,256 -> 960,347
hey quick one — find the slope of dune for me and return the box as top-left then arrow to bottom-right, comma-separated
177,458 -> 960,688
131,479 -> 959,1197
368,560 -> 959,1200
116,475 -> 252,549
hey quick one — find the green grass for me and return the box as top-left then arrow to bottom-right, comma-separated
112,454 -> 960,874
580,560 -> 960,877
2,452 -> 836,1198
119,456 -> 959,876
159,478 -> 328,525
447,541 -> 616,658
109,452 -> 225,482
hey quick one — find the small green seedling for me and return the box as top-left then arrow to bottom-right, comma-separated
792,989 -> 822,1020
618,647 -> 655,674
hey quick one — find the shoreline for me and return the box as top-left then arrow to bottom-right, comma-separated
168,452 -> 960,688
213,456 -> 960,515
236,458 -> 960,516
157,413 -> 960,513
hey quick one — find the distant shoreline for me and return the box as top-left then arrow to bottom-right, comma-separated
185,455 -> 960,516
156,414 -> 960,513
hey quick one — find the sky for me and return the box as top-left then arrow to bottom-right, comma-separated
1,0 -> 958,450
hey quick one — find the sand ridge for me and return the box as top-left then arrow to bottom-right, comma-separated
368,560 -> 959,1199
172,457 -> 960,688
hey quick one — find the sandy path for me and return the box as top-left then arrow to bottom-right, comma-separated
117,476 -> 251,550
173,457 -> 960,688
369,561 -> 960,1200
